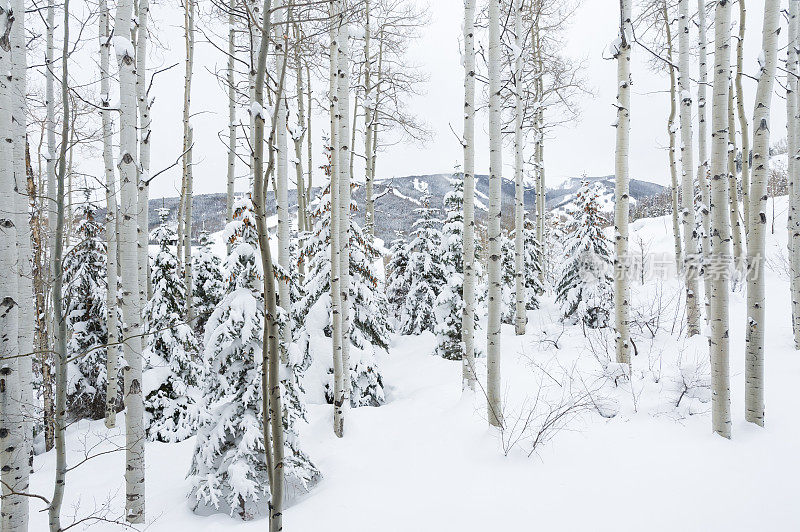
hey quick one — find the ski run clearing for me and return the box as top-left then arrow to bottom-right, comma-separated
26,200 -> 800,531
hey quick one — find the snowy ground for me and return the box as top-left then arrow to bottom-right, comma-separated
30,198 -> 800,531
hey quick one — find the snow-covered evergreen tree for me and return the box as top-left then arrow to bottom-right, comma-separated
298,184 -> 389,407
189,196 -> 319,520
516,216 -> 545,308
399,192 -> 446,335
434,177 -> 475,359
63,205 -> 120,420
193,230 -> 224,336
143,208 -> 203,443
386,237 -> 411,320
500,230 -> 517,324
555,181 -> 614,328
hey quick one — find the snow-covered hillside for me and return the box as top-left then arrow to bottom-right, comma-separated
26,198 -> 800,531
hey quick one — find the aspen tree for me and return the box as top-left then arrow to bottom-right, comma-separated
329,0 -> 345,437
678,0 -> 700,335
293,23 -> 308,239
10,0 -> 33,521
697,0 -> 712,320
788,1 -> 800,347
44,0 -> 56,448
614,0 -> 632,366
728,82 -> 743,273
275,1 -> 293,360
461,0 -> 477,391
337,16 -> 352,407
735,0 -> 750,238
487,0 -> 503,427
49,1 -> 72,526
0,6 -> 25,529
665,8 -> 683,273
513,0 -> 526,336
115,0 -> 146,517
226,0 -> 236,238
745,0 -> 779,427
182,0 -> 195,321
364,0 -> 375,241
709,0 -> 732,439
100,0 -> 120,428
137,0 -> 152,302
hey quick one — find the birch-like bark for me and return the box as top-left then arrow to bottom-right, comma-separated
745,0 -> 778,427
728,82 -> 743,274
294,32 -> 307,240
665,13 -> 683,273
790,1 -> 800,347
678,0 -> 700,336
306,62 -> 313,222
137,0 -> 151,302
614,0 -> 632,366
100,0 -> 119,429
535,26 -> 546,284
250,3 -> 285,527
182,0 -> 195,321
461,0 -> 477,391
363,0 -> 375,242
115,0 -> 146,517
0,7 -> 25,529
226,0 -> 236,242
10,0 -> 33,521
337,20 -> 352,406
329,3 -> 345,437
275,2 -> 293,361
709,0 -> 732,439
735,0 -> 750,239
486,0 -> 503,428
48,1 -> 71,525
697,0 -> 712,321
44,0 -> 56,450
513,0 -> 525,336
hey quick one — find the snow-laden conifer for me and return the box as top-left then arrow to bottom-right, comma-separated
63,205 -> 120,420
398,192 -> 446,335
555,181 -> 614,328
386,237 -> 411,319
143,208 -> 202,443
188,196 -> 319,520
192,230 -> 224,335
298,185 -> 389,407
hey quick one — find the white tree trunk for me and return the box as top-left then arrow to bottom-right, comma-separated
100,0 -> 120,429
294,40 -> 308,242
614,0 -> 632,366
337,20 -> 352,407
678,0 -> 700,336
275,1 -> 293,361
10,1 -> 32,524
461,0 -> 477,391
114,0 -> 146,517
364,0 -> 375,242
513,0 -> 525,336
735,0 -> 750,240
329,4 -> 345,437
709,0 -> 732,439
745,0 -> 779,427
182,0 -> 195,321
665,14 -> 683,273
0,7 -> 25,528
697,0 -> 712,322
486,0 -> 503,428
788,1 -> 800,348
728,82 -> 744,275
137,0 -> 152,303
226,0 -> 236,241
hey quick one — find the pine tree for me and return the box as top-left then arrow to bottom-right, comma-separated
63,205 -> 120,420
386,237 -> 411,319
399,192 -> 446,335
518,216 -> 545,308
143,208 -> 203,443
298,184 -> 389,407
193,230 -> 224,335
189,196 -> 319,519
555,181 -> 614,328
434,177 -> 476,359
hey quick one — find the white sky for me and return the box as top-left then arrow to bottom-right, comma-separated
139,0 -> 779,201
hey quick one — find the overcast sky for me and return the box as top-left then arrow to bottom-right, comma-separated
140,0 -> 778,201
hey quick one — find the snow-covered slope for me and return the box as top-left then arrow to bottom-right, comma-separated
28,197 -> 798,531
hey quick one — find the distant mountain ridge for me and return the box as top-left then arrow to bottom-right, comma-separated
141,173 -> 666,245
